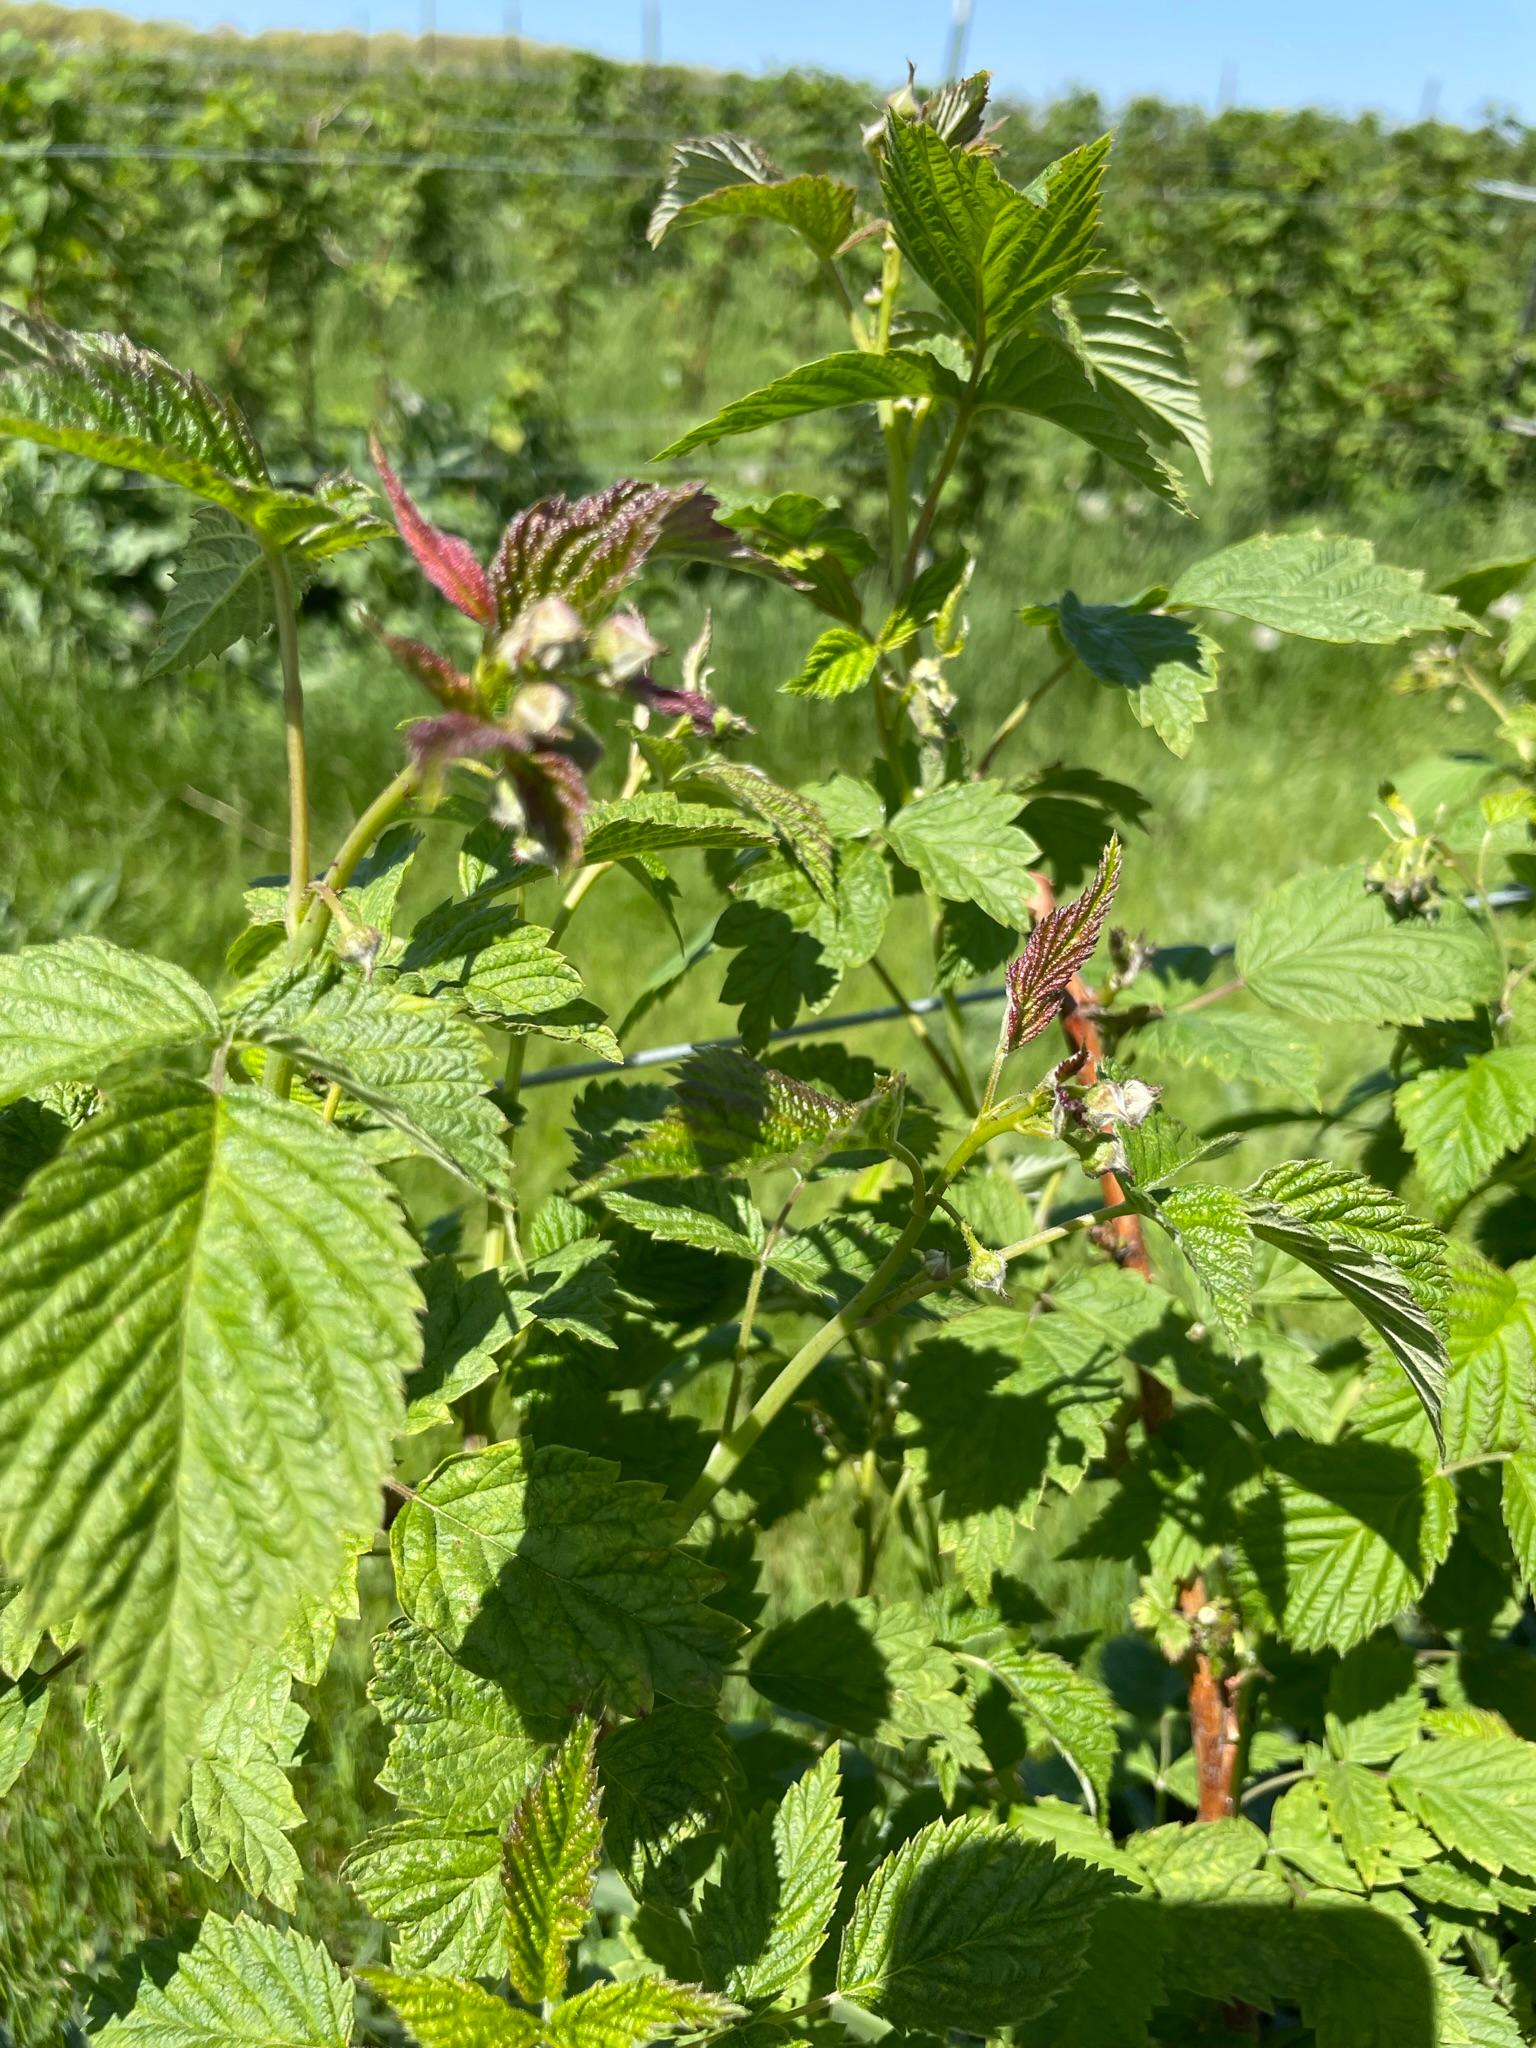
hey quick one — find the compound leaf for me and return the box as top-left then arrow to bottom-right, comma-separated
360,1971 -> 542,2048
1395,1048 -> 1536,1205
0,934 -> 218,1104
96,1914 -> 352,2047
1168,532 -> 1476,643
1135,1010 -> 1323,1107
0,1077 -> 419,1829
370,1618 -> 547,1827
176,1650 -> 306,1909
345,1821 -> 505,1976
1062,269 -> 1212,482
147,506 -> 271,676
987,1646 -> 1119,1817
836,1813 -> 1122,2033
654,352 -> 961,463
1316,1758 -> 1396,1887
545,1979 -> 737,2048
979,333 -> 1190,510
504,1719 -> 603,2006
1390,1735 -> 1536,1878
600,1704 -> 746,1909
783,626 -> 879,700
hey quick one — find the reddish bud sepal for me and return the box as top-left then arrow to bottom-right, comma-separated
361,613 -> 478,709
369,432 -> 494,626
1003,835 -> 1122,1053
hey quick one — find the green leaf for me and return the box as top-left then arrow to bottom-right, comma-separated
147,506 -> 271,676
176,1650 -> 306,1909
0,1077 -> 419,1828
394,895 -> 617,1056
0,1671 -> 48,1797
715,901 -> 837,1053
1390,1735 -> 1536,1877
1237,867 -> 1501,1025
987,1646 -> 1119,1817
1233,1436 -> 1455,1652
835,1813 -> 1122,2033
1153,1184 -> 1256,1347
601,1178 -> 768,1264
504,1718 -> 603,2005
1046,594 -> 1221,755
979,333 -> 1190,511
1135,1010 -> 1323,1107
782,626 -> 879,700
233,964 -> 512,1197
879,121 -> 1109,346
360,1971 -> 541,2048
1395,1048 -> 1536,1204
880,552 -> 972,652
649,142 -> 857,260
0,934 -> 218,1104
370,1618 -> 547,1826
391,1441 -> 738,1721
1243,1160 -> 1449,1435
674,761 -> 835,904
584,792 -> 774,862
600,1703 -> 746,1909
545,1978 -> 738,2048
577,1050 -> 904,1193
1168,531 -> 1476,644
346,1821 -> 506,1975
699,1744 -> 844,2002
653,351 -> 961,462
748,1598 -> 982,1767
0,305 -> 386,557
1132,1817 -> 1272,1899
1316,1758 -> 1396,1886
886,779 -> 1041,928
96,1914 -> 353,2047
1503,1452 -> 1536,1588
1061,270 -> 1213,483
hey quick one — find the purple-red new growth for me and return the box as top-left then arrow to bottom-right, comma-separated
370,432 -> 495,627
1003,836 -> 1122,1053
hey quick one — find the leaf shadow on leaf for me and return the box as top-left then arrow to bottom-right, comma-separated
900,1337 -> 1062,1519
748,1604 -> 897,1734
1236,1436 -> 1434,1625
1028,1895 -> 1437,2047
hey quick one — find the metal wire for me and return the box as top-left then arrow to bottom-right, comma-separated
515,885 -> 1535,1094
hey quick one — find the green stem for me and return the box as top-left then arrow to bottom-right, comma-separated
680,1200 -> 933,1522
976,655 -> 1075,776
266,548 -> 309,940
868,955 -> 972,1111
291,764 -> 419,962
1176,975 -> 1246,1014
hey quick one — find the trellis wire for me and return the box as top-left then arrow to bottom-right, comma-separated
516,885 -> 1535,1093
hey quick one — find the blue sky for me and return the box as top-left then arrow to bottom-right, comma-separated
74,0 -> 1536,125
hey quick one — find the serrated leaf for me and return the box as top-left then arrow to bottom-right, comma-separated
1390,1735 -> 1536,1877
647,133 -> 779,244
371,1618 -> 547,1826
147,506 -> 271,676
1135,1009 -> 1323,1107
233,964 -> 513,1197
96,1914 -> 353,2047
783,626 -> 879,700
585,792 -> 774,862
1168,531 -> 1476,643
1132,1817 -> 1271,1899
1503,1452 -> 1536,1588
675,762 -> 835,903
504,1718 -> 603,2005
1154,1184 -> 1255,1346
650,140 -> 857,260
360,1971 -> 541,2048
176,1649 -> 306,1908
1061,269 -> 1212,482
836,1813 -> 1122,2033
578,1050 -> 904,1193
546,1978 -> 738,2048
1003,836 -> 1119,1049
0,1671 -> 48,1797
0,934 -> 218,1104
0,1076 -> 419,1828
1316,1758 -> 1396,1886
391,1441 -> 737,1722
886,780 -> 1041,928
1045,593 -> 1220,753
1243,1160 -> 1449,1435
1325,1638 -> 1424,1764
654,351 -> 961,462
1233,1436 -> 1455,1653
979,332 -> 1191,511
715,901 -> 837,1053
0,305 -> 385,557
1238,867 -> 1501,1026
601,1704 -> 746,1908
986,1646 -> 1119,1816
700,1744 -> 844,2002
601,1178 -> 767,1263
346,1820 -> 506,1975
1395,1048 -> 1536,1204
490,479 -> 735,625
398,906 -> 620,1062
880,120 -> 1109,346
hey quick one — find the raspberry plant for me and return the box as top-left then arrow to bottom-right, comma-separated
3,67 -> 1536,2048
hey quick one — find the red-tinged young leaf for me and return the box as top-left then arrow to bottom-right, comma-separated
370,432 -> 494,626
492,480 -> 747,627
625,674 -> 750,737
501,750 -> 592,872
363,614 -> 477,709
1003,835 -> 1121,1051
407,712 -> 535,778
